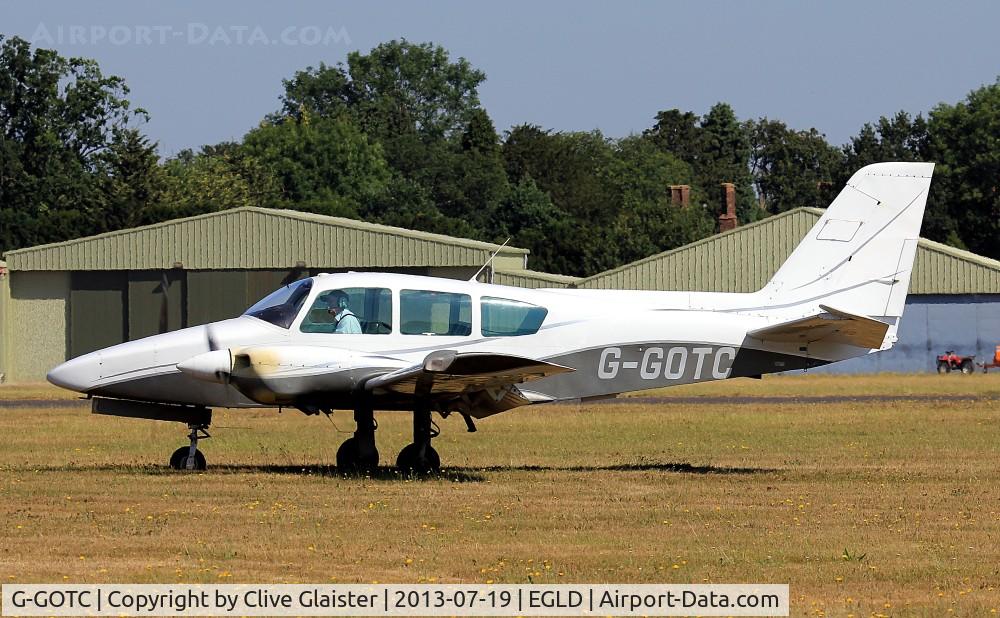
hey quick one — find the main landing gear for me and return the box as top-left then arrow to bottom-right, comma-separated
334,402 -> 443,474
396,404 -> 441,474
169,423 -> 210,470
336,404 -> 379,473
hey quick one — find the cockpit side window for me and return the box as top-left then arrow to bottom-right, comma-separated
400,290 -> 472,336
481,296 -> 548,336
243,278 -> 313,329
300,287 -> 392,334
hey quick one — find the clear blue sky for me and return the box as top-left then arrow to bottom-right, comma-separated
3,0 -> 998,157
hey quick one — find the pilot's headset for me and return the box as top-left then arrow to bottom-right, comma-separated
330,291 -> 350,311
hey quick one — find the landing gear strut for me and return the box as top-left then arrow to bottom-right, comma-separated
396,404 -> 441,474
336,404 -> 379,473
169,423 -> 209,470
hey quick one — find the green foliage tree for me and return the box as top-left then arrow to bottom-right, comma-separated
151,147 -> 280,222
274,40 -> 505,242
494,177 -> 573,273
748,119 -> 844,213
645,109 -> 702,163
99,129 -> 165,229
841,110 -> 961,247
645,103 -> 760,224
843,111 -> 930,170
278,39 -> 485,144
401,108 -> 509,234
697,103 -> 760,224
361,175 -> 481,241
501,127 -> 715,275
501,127 -> 620,274
241,115 -> 390,216
0,35 -> 147,252
602,135 -> 712,264
926,81 -> 1000,258
503,126 -> 616,223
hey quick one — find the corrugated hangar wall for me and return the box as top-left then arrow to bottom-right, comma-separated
0,262 -> 9,382
5,271 -> 69,382
492,269 -> 582,289
1,207 -> 530,382
4,207 -> 528,271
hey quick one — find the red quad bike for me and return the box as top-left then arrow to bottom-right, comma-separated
936,350 -> 975,374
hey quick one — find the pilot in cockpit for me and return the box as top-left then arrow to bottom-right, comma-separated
324,290 -> 362,334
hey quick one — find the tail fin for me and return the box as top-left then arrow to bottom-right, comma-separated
760,162 -> 934,320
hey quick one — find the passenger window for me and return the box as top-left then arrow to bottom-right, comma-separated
481,296 -> 548,336
400,290 -> 472,336
300,287 -> 392,334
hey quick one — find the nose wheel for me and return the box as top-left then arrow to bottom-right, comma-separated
169,424 -> 210,471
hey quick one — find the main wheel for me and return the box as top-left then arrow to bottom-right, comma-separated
169,446 -> 206,470
961,359 -> 974,374
396,443 -> 440,474
336,437 -> 379,473
937,361 -> 950,374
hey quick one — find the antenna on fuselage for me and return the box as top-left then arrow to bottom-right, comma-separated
469,237 -> 511,283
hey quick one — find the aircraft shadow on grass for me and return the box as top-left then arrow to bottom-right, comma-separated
27,461 -> 774,482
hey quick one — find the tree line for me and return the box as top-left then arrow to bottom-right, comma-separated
1,35 -> 997,276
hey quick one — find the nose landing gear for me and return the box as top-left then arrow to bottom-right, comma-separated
169,423 -> 210,471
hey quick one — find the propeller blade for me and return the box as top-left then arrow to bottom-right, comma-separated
205,323 -> 220,352
158,272 -> 170,334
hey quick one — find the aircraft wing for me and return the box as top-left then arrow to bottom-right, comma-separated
746,304 -> 890,349
365,350 -> 574,397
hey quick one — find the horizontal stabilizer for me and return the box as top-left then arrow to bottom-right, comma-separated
365,350 -> 574,396
746,304 -> 890,349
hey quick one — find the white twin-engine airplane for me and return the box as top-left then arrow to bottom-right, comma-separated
48,162 -> 934,473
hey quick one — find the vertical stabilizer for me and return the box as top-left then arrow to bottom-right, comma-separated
760,162 -> 934,319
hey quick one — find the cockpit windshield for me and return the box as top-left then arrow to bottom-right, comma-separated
243,278 -> 313,329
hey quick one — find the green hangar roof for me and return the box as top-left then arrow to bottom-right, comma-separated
575,207 -> 1000,295
3,206 -> 529,272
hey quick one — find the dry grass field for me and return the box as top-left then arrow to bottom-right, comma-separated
2,374 -> 1000,616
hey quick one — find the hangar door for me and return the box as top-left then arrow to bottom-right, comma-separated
70,269 -> 313,356
70,272 -> 128,357
128,271 -> 186,340
186,269 -> 309,326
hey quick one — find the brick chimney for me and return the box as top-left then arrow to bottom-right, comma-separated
669,184 -> 690,207
816,180 -> 833,206
718,183 -> 737,232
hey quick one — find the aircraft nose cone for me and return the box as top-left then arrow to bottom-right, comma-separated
47,353 -> 99,393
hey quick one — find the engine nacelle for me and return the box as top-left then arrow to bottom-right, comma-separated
181,345 -> 407,405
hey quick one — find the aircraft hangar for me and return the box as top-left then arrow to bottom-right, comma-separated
0,207 -> 534,383
570,207 -> 1000,373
